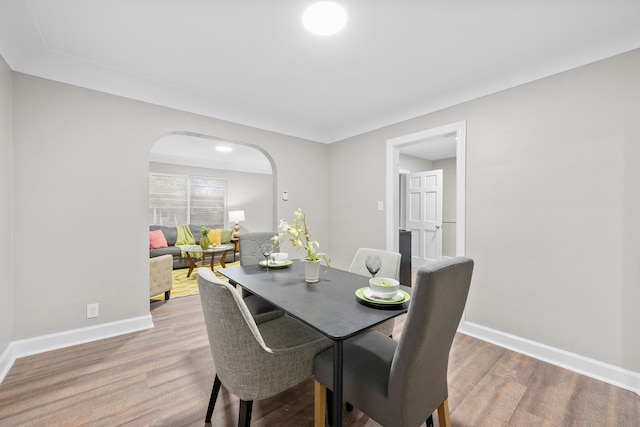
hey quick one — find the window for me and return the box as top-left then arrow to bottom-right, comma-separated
149,173 -> 226,226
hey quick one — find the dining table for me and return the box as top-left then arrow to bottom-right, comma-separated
218,260 -> 411,427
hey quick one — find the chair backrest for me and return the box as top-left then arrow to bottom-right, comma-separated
197,268 -> 272,398
239,232 -> 279,266
349,247 -> 401,280
388,257 -> 474,426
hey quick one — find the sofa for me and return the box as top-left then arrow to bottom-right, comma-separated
149,224 -> 234,269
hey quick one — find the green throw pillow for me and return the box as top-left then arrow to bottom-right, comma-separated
221,229 -> 233,243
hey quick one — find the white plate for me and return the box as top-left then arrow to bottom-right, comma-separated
363,288 -> 403,302
259,259 -> 293,268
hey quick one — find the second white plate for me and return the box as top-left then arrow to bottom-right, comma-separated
363,288 -> 404,302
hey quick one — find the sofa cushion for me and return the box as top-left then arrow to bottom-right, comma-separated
221,229 -> 233,243
189,224 -> 202,242
149,230 -> 168,249
150,246 -> 182,258
189,224 -> 225,242
150,225 -> 177,246
209,229 -> 222,246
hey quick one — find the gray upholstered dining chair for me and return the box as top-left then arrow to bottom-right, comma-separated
239,231 -> 277,266
313,257 -> 474,427
237,232 -> 283,323
349,247 -> 402,336
197,268 -> 332,427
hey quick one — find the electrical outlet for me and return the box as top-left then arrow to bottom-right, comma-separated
87,303 -> 99,319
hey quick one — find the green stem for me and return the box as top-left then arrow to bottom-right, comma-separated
302,213 -> 314,260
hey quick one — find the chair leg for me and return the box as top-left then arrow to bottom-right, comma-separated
238,400 -> 253,427
426,414 -> 434,427
437,399 -> 451,427
205,374 -> 222,422
314,380 -> 326,427
326,388 -> 333,427
164,290 -> 170,300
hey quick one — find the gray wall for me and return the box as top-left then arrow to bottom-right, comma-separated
9,71 -> 329,340
149,162 -> 273,233
328,49 -> 640,372
399,154 -> 433,172
0,54 -> 12,357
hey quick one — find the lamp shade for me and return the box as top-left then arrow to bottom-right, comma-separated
228,210 -> 245,222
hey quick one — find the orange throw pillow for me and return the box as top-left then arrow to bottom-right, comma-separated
208,229 -> 222,246
150,230 -> 168,249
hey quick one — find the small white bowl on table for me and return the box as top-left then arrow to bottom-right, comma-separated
368,277 -> 400,299
270,252 -> 289,264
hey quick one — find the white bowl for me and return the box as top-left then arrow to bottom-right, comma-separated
369,277 -> 400,298
271,252 -> 289,262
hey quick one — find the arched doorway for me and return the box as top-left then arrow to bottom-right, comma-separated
149,132 -> 277,232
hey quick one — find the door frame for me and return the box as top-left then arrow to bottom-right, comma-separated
385,121 -> 467,256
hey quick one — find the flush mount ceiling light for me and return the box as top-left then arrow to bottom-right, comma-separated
303,2 -> 347,36
215,146 -> 232,152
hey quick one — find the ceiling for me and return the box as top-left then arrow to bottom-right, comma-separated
150,134 -> 273,174
401,133 -> 457,161
1,1 -> 640,144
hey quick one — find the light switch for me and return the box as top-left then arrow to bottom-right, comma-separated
282,191 -> 289,201
377,201 -> 384,211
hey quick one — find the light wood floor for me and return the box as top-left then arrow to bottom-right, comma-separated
1,295 -> 638,426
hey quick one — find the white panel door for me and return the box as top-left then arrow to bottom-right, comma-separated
406,169 -> 443,267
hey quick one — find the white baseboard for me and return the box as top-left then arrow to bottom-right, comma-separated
459,320 -> 640,396
0,314 -> 154,384
2,315 -> 638,397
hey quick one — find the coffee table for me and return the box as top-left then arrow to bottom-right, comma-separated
184,244 -> 235,277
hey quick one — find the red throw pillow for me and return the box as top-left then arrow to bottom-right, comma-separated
150,230 -> 168,249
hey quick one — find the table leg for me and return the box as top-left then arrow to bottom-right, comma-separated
332,340 -> 343,427
232,239 -> 239,262
186,252 -> 196,278
220,250 -> 227,268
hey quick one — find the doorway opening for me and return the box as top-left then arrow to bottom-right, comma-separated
149,132 -> 278,232
385,121 -> 466,258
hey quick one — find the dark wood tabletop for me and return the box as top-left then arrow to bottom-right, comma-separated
218,261 -> 410,340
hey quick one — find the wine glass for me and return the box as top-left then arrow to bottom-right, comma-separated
260,243 -> 274,269
365,255 -> 381,277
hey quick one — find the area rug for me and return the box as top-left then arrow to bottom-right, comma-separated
151,261 -> 240,301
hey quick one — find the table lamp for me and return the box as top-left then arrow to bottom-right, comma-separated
229,210 -> 245,238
